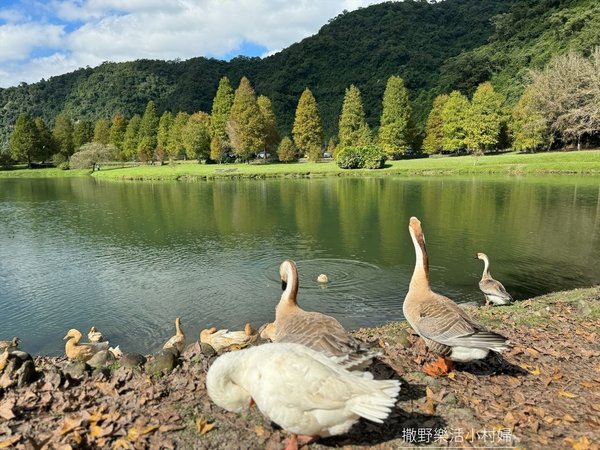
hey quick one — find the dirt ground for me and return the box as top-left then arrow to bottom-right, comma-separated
1,286 -> 599,450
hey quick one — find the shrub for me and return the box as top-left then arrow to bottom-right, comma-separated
336,145 -> 387,169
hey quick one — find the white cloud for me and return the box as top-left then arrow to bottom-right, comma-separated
0,0 -> 393,88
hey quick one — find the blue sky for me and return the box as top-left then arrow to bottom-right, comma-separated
0,0 -> 391,88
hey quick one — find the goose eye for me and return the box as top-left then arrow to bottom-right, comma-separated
281,280 -> 287,291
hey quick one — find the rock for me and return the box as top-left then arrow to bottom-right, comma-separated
62,361 -> 88,379
9,350 -> 33,363
87,350 -> 116,369
16,360 -> 37,387
5,357 -> 22,377
577,299 -> 592,317
44,367 -> 63,388
120,353 -> 146,370
387,330 -> 412,348
92,367 -> 111,380
162,346 -> 180,357
200,343 -> 217,358
144,351 -> 178,375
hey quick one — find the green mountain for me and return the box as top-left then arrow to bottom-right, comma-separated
0,0 -> 598,153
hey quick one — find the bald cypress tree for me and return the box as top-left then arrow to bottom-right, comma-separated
52,112 -> 74,158
210,77 -> 235,144
93,118 -> 110,145
34,116 -> 54,163
378,76 -> 411,158
292,88 -> 323,161
109,113 -> 127,158
137,100 -> 159,162
441,91 -> 470,152
10,114 -> 39,167
227,77 -> 265,161
73,120 -> 93,150
167,112 -> 189,162
423,94 -> 450,154
156,111 -> 173,163
464,82 -> 506,154
183,112 -> 211,161
338,85 -> 370,147
123,114 -> 141,160
258,95 -> 280,153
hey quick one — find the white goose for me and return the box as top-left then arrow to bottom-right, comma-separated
476,252 -> 513,306
269,259 -> 379,370
403,217 -> 510,374
206,342 -> 400,443
200,323 -> 258,352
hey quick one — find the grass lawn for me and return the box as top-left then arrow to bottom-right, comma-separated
2,150 -> 599,181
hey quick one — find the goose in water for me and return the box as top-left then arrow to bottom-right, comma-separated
200,323 -> 258,352
163,317 -> 186,355
403,217 -> 510,375
476,252 -> 513,306
206,342 -> 400,447
269,259 -> 380,370
64,329 -> 109,362
87,326 -> 104,343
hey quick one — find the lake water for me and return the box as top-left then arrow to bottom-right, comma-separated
1,176 -> 598,355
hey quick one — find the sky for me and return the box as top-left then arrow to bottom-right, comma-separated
0,0 -> 393,89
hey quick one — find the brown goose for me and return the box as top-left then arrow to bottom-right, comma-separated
88,326 -> 104,343
476,253 -> 513,306
0,337 -> 20,352
64,329 -> 109,362
163,317 -> 186,354
403,217 -> 509,374
269,259 -> 379,370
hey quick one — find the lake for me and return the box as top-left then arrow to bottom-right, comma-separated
1,175 -> 598,355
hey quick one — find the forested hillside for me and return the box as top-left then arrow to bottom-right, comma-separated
0,0 -> 598,153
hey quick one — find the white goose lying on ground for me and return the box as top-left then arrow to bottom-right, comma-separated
163,317 -> 186,354
206,342 -> 400,445
476,252 -> 513,306
200,323 -> 258,352
403,217 -> 510,375
268,259 -> 380,370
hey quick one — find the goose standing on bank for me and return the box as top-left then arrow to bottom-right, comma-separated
206,342 -> 400,447
403,217 -> 510,374
269,259 -> 380,370
163,317 -> 186,355
476,252 -> 513,306
64,329 -> 109,362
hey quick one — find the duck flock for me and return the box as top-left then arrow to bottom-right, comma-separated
1,216 -> 516,448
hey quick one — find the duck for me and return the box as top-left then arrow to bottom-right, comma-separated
258,322 -> 277,340
87,326 -> 104,343
476,252 -> 513,306
403,217 -> 510,375
0,337 -> 20,352
206,342 -> 400,447
64,329 -> 109,362
163,317 -> 186,355
269,259 -> 380,370
200,323 -> 258,352
0,348 -> 9,372
317,274 -> 329,283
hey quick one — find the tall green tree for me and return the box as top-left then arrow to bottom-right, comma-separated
123,114 -> 141,160
422,94 -> 450,154
73,120 -> 93,150
464,82 -> 506,154
378,76 -> 412,158
338,85 -> 370,148
210,77 -> 235,143
509,86 -> 549,152
183,112 -> 211,161
292,88 -> 323,162
167,112 -> 189,161
441,91 -> 470,152
156,111 -> 173,163
109,113 -> 127,157
52,112 -> 74,157
137,100 -> 159,162
277,136 -> 297,163
258,95 -> 280,152
34,117 -> 54,162
93,118 -> 110,145
227,77 -> 265,161
10,114 -> 39,167
210,136 -> 225,163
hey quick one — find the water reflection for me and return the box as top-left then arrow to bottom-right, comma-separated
0,175 -> 598,355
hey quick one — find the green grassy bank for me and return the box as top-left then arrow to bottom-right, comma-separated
1,150 -> 599,181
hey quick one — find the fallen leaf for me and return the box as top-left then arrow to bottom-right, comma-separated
0,435 -> 21,449
558,390 -> 578,399
563,414 -> 576,423
255,426 -> 265,437
113,438 -> 131,449
195,418 -> 215,435
565,436 -> 592,450
0,399 -> 16,420
580,381 -> 597,389
57,416 -> 83,435
591,404 -> 600,412
525,347 -> 540,357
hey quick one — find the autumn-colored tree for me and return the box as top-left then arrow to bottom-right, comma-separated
258,95 -> 280,152
422,94 -> 450,154
52,112 -> 74,157
277,136 -> 297,162
509,86 -> 549,152
183,112 -> 211,161
70,142 -> 116,171
73,120 -> 93,150
93,118 -> 110,145
123,114 -> 141,160
34,117 -> 54,162
109,113 -> 127,158
464,82 -> 506,154
210,136 -> 225,163
10,114 -> 39,167
155,111 -> 173,163
227,77 -> 265,161
210,77 -> 234,143
339,85 -> 370,148
378,76 -> 412,158
292,88 -> 323,161
167,112 -> 189,162
441,91 -> 469,152
137,100 -> 159,162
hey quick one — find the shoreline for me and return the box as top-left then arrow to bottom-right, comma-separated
1,285 -> 598,448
